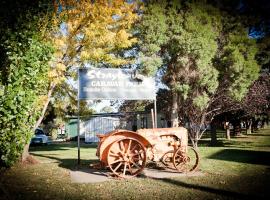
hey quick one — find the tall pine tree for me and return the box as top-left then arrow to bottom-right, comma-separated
138,0 -> 260,147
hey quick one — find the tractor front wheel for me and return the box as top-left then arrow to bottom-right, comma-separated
161,150 -> 175,169
173,146 -> 199,173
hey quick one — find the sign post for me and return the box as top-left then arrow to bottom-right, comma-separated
77,68 -> 80,165
77,68 -> 156,165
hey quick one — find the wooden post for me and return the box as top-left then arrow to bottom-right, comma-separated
154,100 -> 157,128
151,109 -> 155,128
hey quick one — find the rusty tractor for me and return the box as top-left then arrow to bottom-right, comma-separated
96,127 -> 199,178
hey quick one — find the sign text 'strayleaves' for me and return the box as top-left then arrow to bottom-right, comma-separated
79,68 -> 156,100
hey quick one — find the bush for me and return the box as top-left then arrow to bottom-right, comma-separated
0,19 -> 53,166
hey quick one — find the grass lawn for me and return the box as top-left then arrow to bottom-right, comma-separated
1,128 -> 270,200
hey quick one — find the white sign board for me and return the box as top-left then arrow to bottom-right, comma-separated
79,68 -> 156,100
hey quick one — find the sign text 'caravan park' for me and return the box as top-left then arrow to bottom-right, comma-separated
79,68 -> 156,100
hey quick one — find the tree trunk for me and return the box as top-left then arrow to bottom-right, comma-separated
171,92 -> 179,127
193,130 -> 199,149
210,120 -> 217,146
232,120 -> 241,136
226,128 -> 230,140
193,140 -> 198,149
21,143 -> 30,162
21,82 -> 55,162
189,127 -> 199,150
251,118 -> 258,133
246,119 -> 252,135
189,133 -> 198,149
261,119 -> 265,129
34,83 -> 55,130
225,121 -> 231,140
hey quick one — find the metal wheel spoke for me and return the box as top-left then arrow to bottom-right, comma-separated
130,149 -> 144,157
119,140 -> 125,152
123,163 -> 127,176
109,150 -> 119,157
161,150 -> 174,168
128,163 -> 132,173
113,162 -> 123,172
130,160 -> 141,169
130,144 -> 139,152
127,139 -> 132,153
173,146 -> 199,172
110,159 -> 122,165
164,157 -> 172,163
107,138 -> 146,178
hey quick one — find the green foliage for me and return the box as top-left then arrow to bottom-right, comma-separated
119,100 -> 151,113
218,27 -> 260,101
100,106 -> 114,113
193,92 -> 210,111
174,84 -> 190,100
138,53 -> 162,76
138,2 -> 221,100
0,17 -> 53,166
256,37 -> 270,69
49,82 -> 95,121
138,1 -> 261,147
139,1 -> 260,110
139,3 -> 169,55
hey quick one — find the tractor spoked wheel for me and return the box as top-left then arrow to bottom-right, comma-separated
173,146 -> 199,173
161,150 -> 175,170
107,138 -> 146,178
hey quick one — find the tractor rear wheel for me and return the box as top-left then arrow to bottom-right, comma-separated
107,138 -> 146,178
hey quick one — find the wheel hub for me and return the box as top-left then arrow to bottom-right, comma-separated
122,153 -> 131,162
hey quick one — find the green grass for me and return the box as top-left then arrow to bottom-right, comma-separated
1,128 -> 270,200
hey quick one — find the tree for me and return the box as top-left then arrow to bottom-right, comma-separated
0,0 -> 54,166
256,37 -> 270,71
119,100 -> 151,113
208,22 -> 270,140
30,0 -> 139,161
0,0 -> 139,166
238,73 -> 269,121
35,0 -> 139,130
100,106 -> 114,113
138,0 -> 260,148
42,82 -> 95,125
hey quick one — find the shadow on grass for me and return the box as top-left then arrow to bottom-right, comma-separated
157,178 -> 259,199
207,149 -> 270,165
30,153 -> 99,170
248,133 -> 270,137
29,141 -> 98,152
198,139 -> 254,148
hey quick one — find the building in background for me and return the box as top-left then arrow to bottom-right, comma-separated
65,112 -> 169,143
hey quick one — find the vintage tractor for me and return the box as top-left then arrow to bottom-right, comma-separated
96,127 -> 199,178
